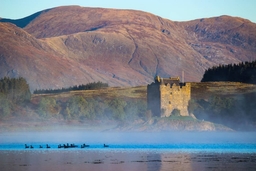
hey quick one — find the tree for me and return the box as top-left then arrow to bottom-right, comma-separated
0,93 -> 11,119
63,107 -> 71,120
108,98 -> 127,121
209,96 -> 235,115
65,96 -> 88,119
201,60 -> 256,84
0,77 -> 31,103
0,77 -> 31,119
34,81 -> 109,94
38,97 -> 59,118
82,98 -> 97,120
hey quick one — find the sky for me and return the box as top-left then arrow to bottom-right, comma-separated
1,0 -> 256,23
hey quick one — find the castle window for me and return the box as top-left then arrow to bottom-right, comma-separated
169,101 -> 171,104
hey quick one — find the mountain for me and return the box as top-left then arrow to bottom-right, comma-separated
1,6 -> 256,91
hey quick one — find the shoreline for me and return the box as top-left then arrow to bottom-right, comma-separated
0,119 -> 236,132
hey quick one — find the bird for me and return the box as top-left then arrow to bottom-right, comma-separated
104,144 -> 109,147
39,145 -> 43,148
81,144 -> 90,148
70,143 -> 78,148
84,144 -> 90,147
25,144 -> 29,149
30,145 -> 34,149
58,144 -> 63,148
46,144 -> 51,148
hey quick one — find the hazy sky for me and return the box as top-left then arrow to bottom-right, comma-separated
1,0 -> 256,23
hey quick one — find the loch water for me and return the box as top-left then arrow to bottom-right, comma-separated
0,131 -> 256,153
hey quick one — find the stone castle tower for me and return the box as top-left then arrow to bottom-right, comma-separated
147,76 -> 191,117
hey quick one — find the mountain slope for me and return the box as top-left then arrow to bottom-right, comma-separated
0,6 -> 256,91
179,16 -> 256,63
0,22 -> 129,90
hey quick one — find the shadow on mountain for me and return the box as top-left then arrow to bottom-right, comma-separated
0,9 -> 51,28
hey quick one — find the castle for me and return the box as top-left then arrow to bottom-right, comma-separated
147,76 -> 191,117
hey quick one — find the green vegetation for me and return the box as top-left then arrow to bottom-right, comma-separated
1,76 -> 256,131
189,82 -> 256,130
34,81 -> 108,94
0,78 -> 148,122
0,77 -> 31,103
0,93 -> 11,118
37,97 -> 60,118
32,87 -> 147,122
201,60 -> 256,84
0,77 -> 31,120
197,62 -> 256,129
63,96 -> 102,120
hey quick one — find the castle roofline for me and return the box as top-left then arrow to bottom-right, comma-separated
154,76 -> 185,86
169,77 -> 180,81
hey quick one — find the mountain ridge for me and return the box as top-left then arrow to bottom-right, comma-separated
0,6 -> 255,91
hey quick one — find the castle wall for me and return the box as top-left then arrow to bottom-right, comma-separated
147,83 -> 161,117
163,83 -> 191,117
159,84 -> 171,117
147,77 -> 191,117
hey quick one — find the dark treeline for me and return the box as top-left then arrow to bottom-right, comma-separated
0,77 -> 31,119
34,81 -> 109,94
0,77 -> 31,103
201,60 -> 256,84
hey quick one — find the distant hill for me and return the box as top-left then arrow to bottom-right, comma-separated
1,6 -> 256,91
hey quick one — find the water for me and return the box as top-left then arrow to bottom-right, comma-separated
1,131 -> 256,153
1,132 -> 256,171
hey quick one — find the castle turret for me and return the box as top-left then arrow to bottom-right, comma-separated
160,78 -> 164,85
155,76 -> 160,83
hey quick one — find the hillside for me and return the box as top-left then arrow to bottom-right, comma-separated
1,6 -> 256,91
2,82 -> 256,132
32,82 -> 256,101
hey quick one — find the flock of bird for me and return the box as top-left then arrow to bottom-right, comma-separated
25,143 -> 109,149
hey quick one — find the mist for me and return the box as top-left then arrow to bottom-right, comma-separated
1,131 -> 256,145
191,90 -> 256,131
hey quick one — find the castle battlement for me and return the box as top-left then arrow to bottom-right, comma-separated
147,76 -> 191,117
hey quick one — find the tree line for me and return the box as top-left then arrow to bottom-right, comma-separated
201,60 -> 256,84
189,93 -> 256,130
0,77 -> 149,122
0,77 -> 31,102
34,81 -> 109,94
1,76 -> 255,130
37,96 -> 147,122
0,77 -> 31,119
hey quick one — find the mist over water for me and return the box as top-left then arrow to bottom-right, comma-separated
0,131 -> 256,153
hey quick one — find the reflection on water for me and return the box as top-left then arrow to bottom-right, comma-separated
1,150 -> 256,171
